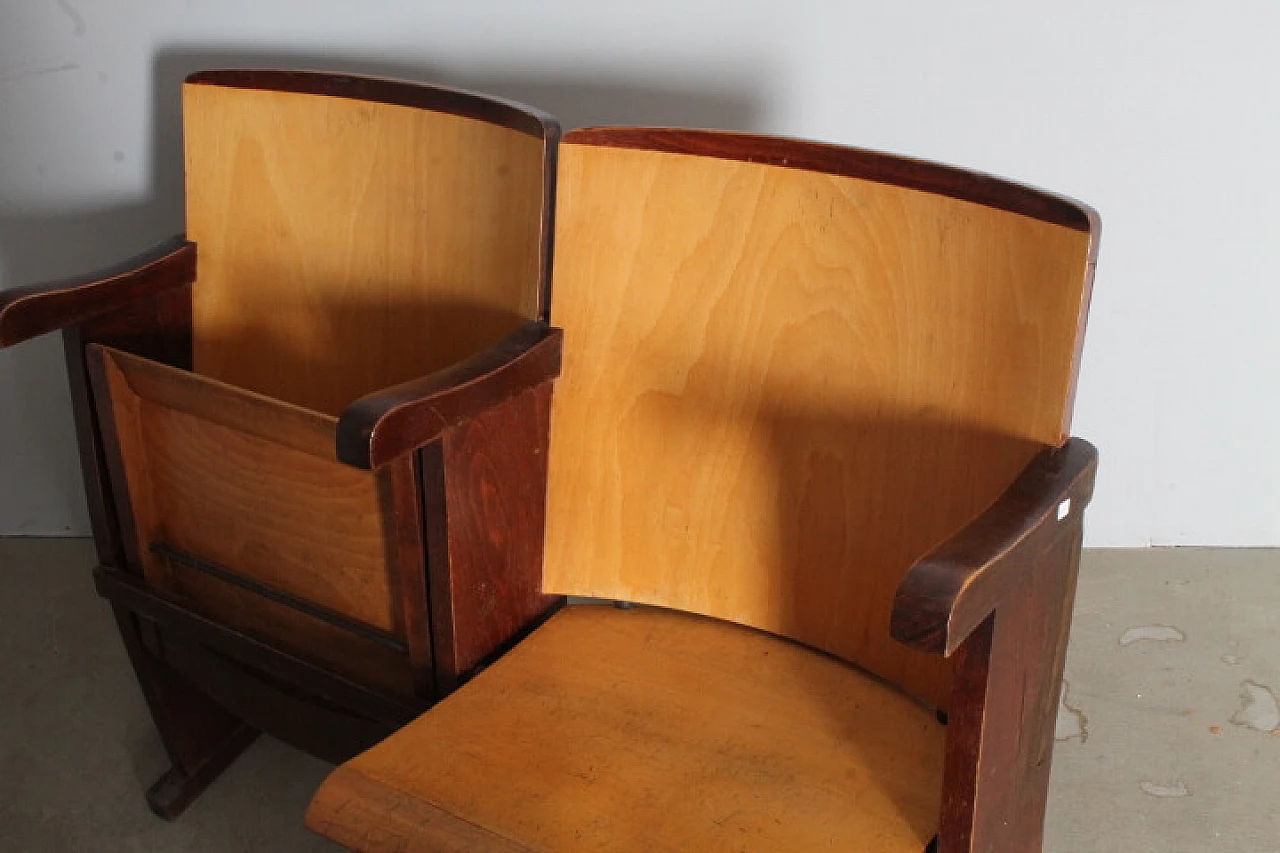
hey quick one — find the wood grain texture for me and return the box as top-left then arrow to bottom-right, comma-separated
184,81 -> 550,416
427,380 -> 563,690
309,766 -> 533,853
338,321 -> 563,469
86,346 -> 403,644
565,128 -> 1098,232
543,137 -> 1096,708
308,604 -> 946,853
891,439 -> 1097,655
0,236 -> 194,348
187,69 -> 559,140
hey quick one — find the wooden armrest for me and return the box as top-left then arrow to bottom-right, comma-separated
890,438 -> 1098,656
0,236 -> 195,347
336,321 -> 563,469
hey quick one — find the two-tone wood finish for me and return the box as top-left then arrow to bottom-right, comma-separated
337,321 -> 562,469
309,127 -> 1100,853
1,71 -> 565,818
543,129 -> 1096,709
183,73 -> 559,416
38,246 -> 256,819
86,346 -> 403,649
309,604 -> 946,853
894,439 -> 1098,852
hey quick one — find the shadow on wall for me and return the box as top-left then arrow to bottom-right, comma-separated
0,45 -> 770,533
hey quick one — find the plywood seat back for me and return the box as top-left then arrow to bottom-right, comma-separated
543,130 -> 1098,707
183,72 -> 555,416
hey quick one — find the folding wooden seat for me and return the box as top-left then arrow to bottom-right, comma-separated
1,72 -> 1099,851
306,128 -> 1100,852
0,70 -> 565,817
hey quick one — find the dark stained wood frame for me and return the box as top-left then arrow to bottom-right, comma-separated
0,238 -> 195,350
894,439 -> 1098,852
0,71 -> 563,819
337,321 -> 562,469
3,83 -> 1100,852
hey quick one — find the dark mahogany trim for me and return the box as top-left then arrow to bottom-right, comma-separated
419,441 -> 457,696
0,236 -> 194,348
536,124 -> 561,321
144,723 -> 258,819
95,567 -> 424,727
378,457 -> 436,699
159,637 -> 395,766
85,343 -> 153,577
337,321 -> 563,470
186,69 -> 559,141
890,438 -> 1098,656
564,128 -> 1098,233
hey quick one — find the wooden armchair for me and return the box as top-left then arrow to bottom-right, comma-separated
307,130 -> 1100,852
0,71 -> 564,817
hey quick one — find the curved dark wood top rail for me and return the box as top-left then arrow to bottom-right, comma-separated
187,70 -> 560,141
890,438 -> 1098,656
337,321 -> 563,470
564,127 -> 1099,235
0,235 -> 194,348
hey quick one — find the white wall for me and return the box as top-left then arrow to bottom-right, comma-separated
1,0 -> 1276,546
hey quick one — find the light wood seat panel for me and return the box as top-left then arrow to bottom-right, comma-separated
88,345 -> 411,693
307,603 -> 945,852
543,134 -> 1095,708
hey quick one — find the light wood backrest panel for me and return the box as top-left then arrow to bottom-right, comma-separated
89,345 -> 399,637
184,76 -> 551,415
543,132 -> 1096,707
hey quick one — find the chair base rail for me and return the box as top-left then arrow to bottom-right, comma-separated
95,565 -> 429,791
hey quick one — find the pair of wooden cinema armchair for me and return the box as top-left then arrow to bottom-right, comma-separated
0,70 -> 1099,852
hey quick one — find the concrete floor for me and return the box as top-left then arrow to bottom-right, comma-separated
0,540 -> 1276,851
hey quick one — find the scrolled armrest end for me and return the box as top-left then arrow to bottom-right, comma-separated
891,438 -> 1098,656
337,321 -> 563,470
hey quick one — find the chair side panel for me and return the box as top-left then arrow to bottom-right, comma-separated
544,144 -> 1093,707
184,83 -> 547,415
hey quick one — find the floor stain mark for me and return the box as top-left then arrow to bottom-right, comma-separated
1230,680 -> 1279,733
1054,679 -> 1088,743
56,0 -> 87,35
1140,780 -> 1190,798
1119,625 -> 1186,646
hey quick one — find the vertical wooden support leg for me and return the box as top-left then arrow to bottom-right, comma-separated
424,380 -> 565,695
940,514 -> 1085,852
112,606 -> 259,818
